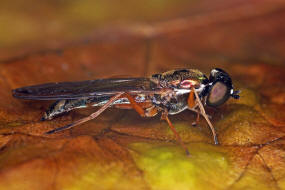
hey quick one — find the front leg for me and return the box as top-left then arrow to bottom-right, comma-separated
192,110 -> 200,127
189,104 -> 212,126
192,88 -> 219,145
188,105 -> 212,121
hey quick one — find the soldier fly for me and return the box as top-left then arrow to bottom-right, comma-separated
12,68 -> 240,155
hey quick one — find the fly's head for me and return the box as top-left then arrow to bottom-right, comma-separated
203,68 -> 240,107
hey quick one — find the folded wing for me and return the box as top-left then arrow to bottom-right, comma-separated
12,78 -> 156,100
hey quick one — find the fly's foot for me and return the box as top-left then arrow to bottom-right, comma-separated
145,106 -> 158,117
214,135 -> 219,145
160,109 -> 168,120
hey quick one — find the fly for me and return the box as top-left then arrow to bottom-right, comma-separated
12,68 -> 240,155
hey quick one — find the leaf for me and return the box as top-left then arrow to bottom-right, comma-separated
0,1 -> 285,190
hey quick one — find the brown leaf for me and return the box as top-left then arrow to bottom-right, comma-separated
1,0 -> 285,190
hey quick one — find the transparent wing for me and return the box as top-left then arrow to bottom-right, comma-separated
12,78 -> 157,100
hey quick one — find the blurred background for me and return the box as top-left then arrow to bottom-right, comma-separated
1,0 -> 284,69
1,1 -> 285,190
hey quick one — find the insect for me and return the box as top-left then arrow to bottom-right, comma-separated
12,68 -> 240,155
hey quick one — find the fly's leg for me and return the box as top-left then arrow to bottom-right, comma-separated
192,88 -> 219,145
116,94 -> 188,154
115,103 -> 158,117
188,106 -> 212,121
191,111 -> 200,127
161,111 -> 190,156
119,93 -> 160,117
45,92 -> 124,134
123,93 -> 146,117
144,105 -> 159,117
113,93 -> 146,117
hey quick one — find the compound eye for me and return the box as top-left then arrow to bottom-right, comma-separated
206,81 -> 230,107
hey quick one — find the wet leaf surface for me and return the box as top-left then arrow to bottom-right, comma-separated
1,0 -> 285,190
